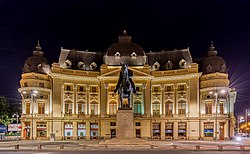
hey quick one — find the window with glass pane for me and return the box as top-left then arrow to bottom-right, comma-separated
179,85 -> 185,91
134,101 -> 142,115
109,101 -> 117,115
38,103 -> 45,114
165,102 -> 173,115
205,103 -> 212,114
204,122 -> 214,137
220,103 -> 224,114
78,103 -> 85,114
153,87 -> 159,92
90,103 -> 98,115
26,103 -> 30,114
152,102 -> 160,116
91,87 -> 97,92
178,101 -> 186,114
65,103 -> 72,114
166,86 -> 172,92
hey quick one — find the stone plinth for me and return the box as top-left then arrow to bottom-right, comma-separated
116,109 -> 134,139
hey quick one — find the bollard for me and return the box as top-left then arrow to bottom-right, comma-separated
150,145 -> 154,149
60,145 -> 64,149
218,145 -> 223,150
105,145 -> 108,149
173,145 -> 177,149
15,144 -> 19,150
240,145 -> 245,150
196,145 -> 200,150
37,144 -> 42,150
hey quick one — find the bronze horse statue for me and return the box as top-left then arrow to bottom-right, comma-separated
114,64 -> 136,109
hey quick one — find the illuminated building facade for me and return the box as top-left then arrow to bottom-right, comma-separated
19,31 -> 236,140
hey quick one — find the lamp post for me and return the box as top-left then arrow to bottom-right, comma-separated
214,92 -> 218,141
30,90 -> 38,141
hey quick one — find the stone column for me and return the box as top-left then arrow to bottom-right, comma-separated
86,86 -> 90,115
73,122 -> 78,140
161,121 -> 165,140
142,82 -> 147,115
173,121 -> 178,140
86,121 -> 90,140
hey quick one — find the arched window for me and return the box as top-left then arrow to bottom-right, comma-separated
166,60 -> 173,70
77,101 -> 86,115
131,52 -> 137,58
90,101 -> 98,115
64,100 -> 73,114
152,101 -> 160,116
165,101 -> 173,115
220,64 -> 226,72
64,59 -> 72,69
152,62 -> 160,71
78,61 -> 86,70
90,62 -> 97,70
179,59 -> 187,69
134,101 -> 142,115
109,101 -> 117,115
115,52 -> 121,59
178,100 -> 186,114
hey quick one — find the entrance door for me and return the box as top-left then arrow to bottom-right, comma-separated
219,122 -> 224,140
136,129 -> 141,138
111,129 -> 116,138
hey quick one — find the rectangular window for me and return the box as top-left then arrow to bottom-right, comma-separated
165,122 -> 173,137
204,122 -> 214,137
110,86 -> 116,92
135,122 -> 141,126
38,103 -> 45,114
153,87 -> 159,92
178,122 -> 186,137
78,123 -> 86,138
26,103 -> 30,114
152,123 -> 161,138
179,85 -> 185,91
36,123 -> 46,138
110,122 -> 116,126
39,83 -> 44,88
166,86 -> 172,92
79,86 -> 84,92
24,82 -> 28,87
66,85 -> 71,91
91,87 -> 97,92
136,86 -> 141,92
205,103 -> 212,114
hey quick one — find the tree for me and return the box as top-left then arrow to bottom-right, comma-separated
0,96 -> 12,126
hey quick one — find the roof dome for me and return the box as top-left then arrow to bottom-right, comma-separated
106,30 -> 145,56
200,41 -> 227,74
23,41 -> 49,74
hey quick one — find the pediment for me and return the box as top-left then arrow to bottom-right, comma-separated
100,67 -> 151,78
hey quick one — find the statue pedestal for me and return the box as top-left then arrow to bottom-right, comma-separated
116,109 -> 134,139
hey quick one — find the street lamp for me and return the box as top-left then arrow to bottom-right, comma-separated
210,88 -> 227,141
30,90 -> 38,141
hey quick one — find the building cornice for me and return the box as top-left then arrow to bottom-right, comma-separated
18,87 -> 51,93
152,73 -> 202,81
50,73 -> 99,82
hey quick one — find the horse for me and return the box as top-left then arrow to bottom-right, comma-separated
115,64 -> 134,109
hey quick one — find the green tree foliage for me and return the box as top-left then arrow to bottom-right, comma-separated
0,96 -> 13,126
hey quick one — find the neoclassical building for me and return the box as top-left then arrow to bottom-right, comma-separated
19,31 -> 236,140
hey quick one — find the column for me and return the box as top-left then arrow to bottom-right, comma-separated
161,84 -> 164,117
86,85 -> 90,115
173,121 -> 178,140
86,121 -> 90,140
73,122 -> 78,140
142,82 -> 146,115
73,84 -> 77,115
161,121 -> 165,140
173,85 -> 177,117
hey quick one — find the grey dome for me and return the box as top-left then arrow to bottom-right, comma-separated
200,42 -> 227,74
23,41 -> 49,74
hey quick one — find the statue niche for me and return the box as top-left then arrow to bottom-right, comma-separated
114,63 -> 136,109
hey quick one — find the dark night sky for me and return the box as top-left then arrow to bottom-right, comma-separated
0,0 -> 250,115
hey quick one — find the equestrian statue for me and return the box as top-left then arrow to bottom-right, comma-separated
114,63 -> 136,109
